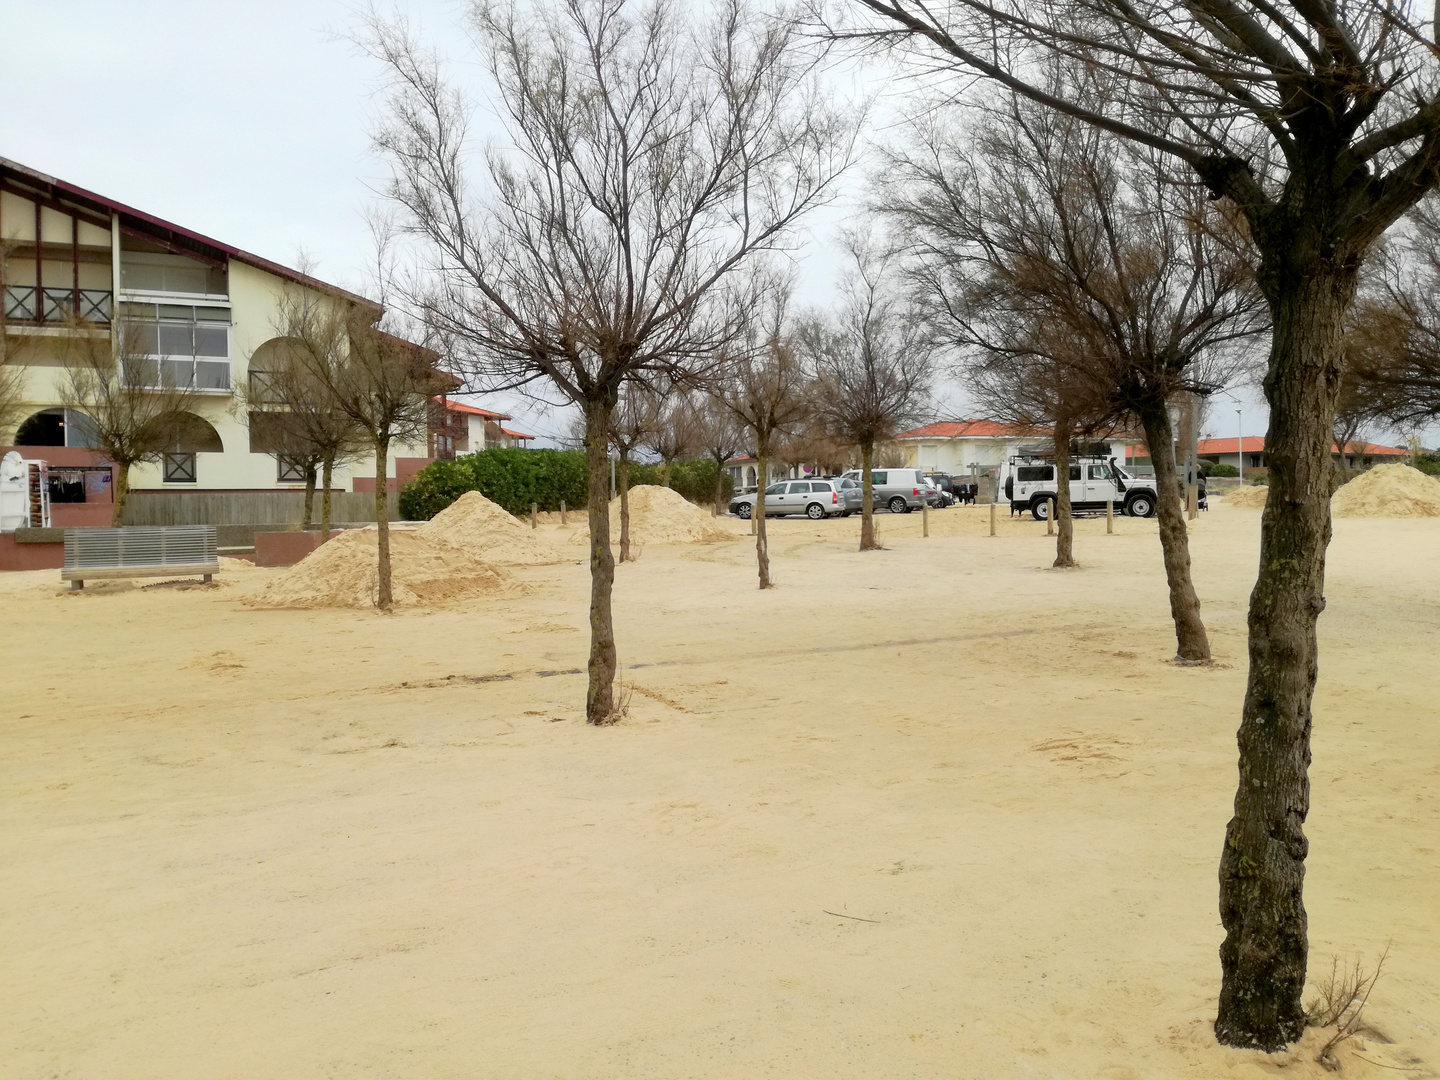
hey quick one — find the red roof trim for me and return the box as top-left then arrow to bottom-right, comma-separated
500,427 -> 535,440
438,398 -> 510,420
1197,437 -> 1407,457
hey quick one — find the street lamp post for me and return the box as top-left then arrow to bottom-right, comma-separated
1236,408 -> 1244,483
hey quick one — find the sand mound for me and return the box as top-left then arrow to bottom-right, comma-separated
571,485 -> 738,546
1221,484 -> 1269,508
245,528 -> 510,610
1332,463 -> 1440,518
419,491 -> 565,564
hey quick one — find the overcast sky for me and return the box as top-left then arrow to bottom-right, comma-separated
0,0 -> 1288,446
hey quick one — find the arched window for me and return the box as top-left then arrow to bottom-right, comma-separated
14,408 -> 98,448
160,412 -> 223,483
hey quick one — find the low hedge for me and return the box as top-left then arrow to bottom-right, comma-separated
399,448 -> 588,520
400,449 -> 733,520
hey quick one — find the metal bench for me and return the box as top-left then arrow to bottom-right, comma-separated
62,526 -> 220,591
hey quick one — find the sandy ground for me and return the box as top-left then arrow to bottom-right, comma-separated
3,504 -> 1437,1079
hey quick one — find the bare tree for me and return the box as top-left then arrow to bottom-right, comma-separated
883,95 -> 1263,655
609,386 -> 651,563
717,290 -> 811,588
640,388 -> 700,488
282,291 -> 442,611
802,232 -> 933,550
0,244 -> 34,442
1346,200 -> 1440,436
59,320 -> 199,525
242,315 -> 367,540
694,396 -> 747,514
363,0 -> 856,721
828,0 -> 1440,1043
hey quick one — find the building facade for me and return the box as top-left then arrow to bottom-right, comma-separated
1,157 -> 442,524
894,420 -> 1132,477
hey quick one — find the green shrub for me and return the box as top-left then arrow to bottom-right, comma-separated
399,447 -> 589,520
1207,463 -> 1240,477
1414,453 -> 1440,477
1248,474 -> 1269,485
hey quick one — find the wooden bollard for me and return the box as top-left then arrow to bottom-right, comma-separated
1106,500 -> 1114,534
989,501 -> 996,537
922,499 -> 929,537
560,500 -> 567,525
750,509 -> 756,535
1046,505 -> 1054,535
530,502 -> 538,529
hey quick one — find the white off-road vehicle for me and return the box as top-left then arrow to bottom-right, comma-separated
998,445 -> 1165,520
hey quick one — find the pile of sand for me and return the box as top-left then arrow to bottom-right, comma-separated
419,491 -> 566,564
571,485 -> 737,546
1221,485 -> 1270,508
245,528 -> 509,610
1332,463 -> 1440,517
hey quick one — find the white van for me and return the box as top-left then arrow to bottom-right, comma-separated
840,467 -> 928,513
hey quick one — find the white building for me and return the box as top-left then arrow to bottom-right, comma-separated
895,420 -> 1132,477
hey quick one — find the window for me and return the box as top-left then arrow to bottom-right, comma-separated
871,471 -> 888,485
1088,464 -> 1112,480
1016,466 -> 1053,482
789,482 -> 812,493
163,453 -> 197,483
119,303 -> 232,392
765,483 -> 787,495
1249,454 -> 1263,468
1069,466 -> 1082,481
277,457 -> 308,483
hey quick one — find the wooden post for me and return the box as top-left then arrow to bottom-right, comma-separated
1187,484 -> 1198,520
1046,506 -> 1054,536
530,502 -> 538,529
560,499 -> 567,525
1106,500 -> 1114,534
922,499 -> 929,537
989,501 -> 996,537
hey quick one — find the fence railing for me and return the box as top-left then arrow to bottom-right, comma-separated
3,285 -> 112,324
122,491 -> 402,527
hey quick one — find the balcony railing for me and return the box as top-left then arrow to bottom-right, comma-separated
122,357 -> 233,394
3,285 -> 113,325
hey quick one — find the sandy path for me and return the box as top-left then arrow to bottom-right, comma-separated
2,506 -> 1436,1079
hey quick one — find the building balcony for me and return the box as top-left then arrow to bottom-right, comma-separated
3,285 -> 112,325
122,357 -> 233,394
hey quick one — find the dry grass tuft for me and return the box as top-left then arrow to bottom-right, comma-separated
1306,946 -> 1389,1071
592,681 -> 634,726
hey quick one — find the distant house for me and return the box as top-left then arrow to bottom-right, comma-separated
893,420 -> 1134,476
1197,437 -> 1408,472
431,399 -> 534,457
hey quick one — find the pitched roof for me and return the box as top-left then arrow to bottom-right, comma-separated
500,427 -> 535,441
0,155 -> 374,309
895,420 -> 1049,440
1197,437 -> 1407,457
1197,436 -> 1268,454
438,398 -> 511,421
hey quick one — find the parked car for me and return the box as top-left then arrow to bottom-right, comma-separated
729,478 -> 849,519
840,467 -> 928,513
920,477 -> 955,507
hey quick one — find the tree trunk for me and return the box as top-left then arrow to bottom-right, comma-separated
1215,260 -> 1356,1051
660,460 -> 672,488
755,447 -> 772,588
618,452 -> 632,563
321,455 -> 334,542
303,463 -> 317,528
110,463 -> 130,527
859,439 -> 880,551
584,398 -> 618,723
373,436 -> 392,612
1139,403 -> 1211,662
713,458 -> 725,516
1053,421 -> 1074,568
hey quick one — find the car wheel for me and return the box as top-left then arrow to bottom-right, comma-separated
888,496 -> 908,514
1126,494 -> 1156,518
735,503 -> 752,519
806,503 -> 826,520
1031,497 -> 1054,521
